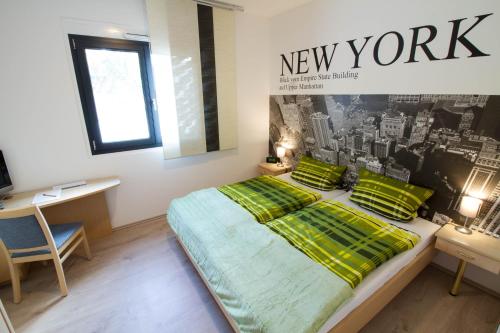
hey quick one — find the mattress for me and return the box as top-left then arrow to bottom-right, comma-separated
318,192 -> 441,332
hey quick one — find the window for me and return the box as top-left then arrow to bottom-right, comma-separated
69,35 -> 161,155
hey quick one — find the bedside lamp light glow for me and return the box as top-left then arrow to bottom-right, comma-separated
276,146 -> 286,158
276,146 -> 286,167
456,196 -> 482,234
459,196 -> 482,218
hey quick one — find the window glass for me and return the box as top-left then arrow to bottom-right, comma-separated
85,49 -> 150,143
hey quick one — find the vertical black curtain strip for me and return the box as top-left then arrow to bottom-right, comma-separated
197,4 -> 220,152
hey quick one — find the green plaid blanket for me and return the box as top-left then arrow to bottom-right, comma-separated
218,175 -> 321,223
267,200 -> 420,288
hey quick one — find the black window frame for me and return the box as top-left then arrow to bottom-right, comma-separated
69,34 -> 162,155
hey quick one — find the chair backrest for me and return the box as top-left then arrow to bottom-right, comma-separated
0,207 -> 56,253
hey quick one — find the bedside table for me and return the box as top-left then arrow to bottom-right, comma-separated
435,223 -> 500,296
257,163 -> 291,176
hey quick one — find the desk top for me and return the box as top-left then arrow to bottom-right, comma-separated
0,177 -> 120,214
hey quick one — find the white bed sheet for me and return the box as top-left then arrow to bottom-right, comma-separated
318,192 -> 441,332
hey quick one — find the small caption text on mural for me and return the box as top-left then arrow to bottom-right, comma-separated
279,72 -> 359,92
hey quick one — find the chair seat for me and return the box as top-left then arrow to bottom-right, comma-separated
12,222 -> 83,258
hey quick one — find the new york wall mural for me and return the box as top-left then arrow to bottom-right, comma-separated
269,94 -> 500,237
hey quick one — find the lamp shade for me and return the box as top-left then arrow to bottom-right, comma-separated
459,196 -> 482,218
276,146 -> 286,159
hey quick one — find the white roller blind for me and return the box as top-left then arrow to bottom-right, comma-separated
146,0 -> 238,159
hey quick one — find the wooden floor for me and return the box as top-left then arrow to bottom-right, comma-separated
1,219 -> 498,333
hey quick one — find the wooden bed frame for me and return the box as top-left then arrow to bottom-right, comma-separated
174,232 -> 436,333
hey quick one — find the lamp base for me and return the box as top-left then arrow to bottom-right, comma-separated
454,225 -> 472,235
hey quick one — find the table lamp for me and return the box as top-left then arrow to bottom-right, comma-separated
456,195 -> 482,234
276,146 -> 286,167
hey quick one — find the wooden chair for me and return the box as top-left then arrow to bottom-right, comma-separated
0,206 -> 91,303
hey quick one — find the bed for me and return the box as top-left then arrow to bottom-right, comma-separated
167,173 -> 440,333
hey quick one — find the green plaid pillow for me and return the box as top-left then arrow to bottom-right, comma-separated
350,168 -> 434,222
291,156 -> 346,191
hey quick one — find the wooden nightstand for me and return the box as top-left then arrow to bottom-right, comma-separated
435,223 -> 500,296
257,163 -> 291,176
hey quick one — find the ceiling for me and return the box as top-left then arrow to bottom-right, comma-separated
230,0 -> 313,17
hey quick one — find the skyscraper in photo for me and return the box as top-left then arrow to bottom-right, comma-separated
325,96 -> 345,133
385,163 -> 411,182
409,110 -> 433,146
320,148 -> 337,164
366,157 -> 384,174
280,103 -> 301,133
354,134 -> 364,152
374,138 -> 391,159
311,112 -> 331,149
380,113 -> 407,138
297,98 -> 315,139
473,180 -> 500,234
458,109 -> 475,132
459,140 -> 500,201
338,149 -> 349,166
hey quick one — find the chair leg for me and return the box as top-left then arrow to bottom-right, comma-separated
53,257 -> 68,297
1,241 -> 22,303
10,264 -> 22,304
81,229 -> 92,260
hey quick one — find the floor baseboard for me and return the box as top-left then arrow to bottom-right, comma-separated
112,215 -> 166,231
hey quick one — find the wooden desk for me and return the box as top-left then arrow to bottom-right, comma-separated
0,177 -> 120,283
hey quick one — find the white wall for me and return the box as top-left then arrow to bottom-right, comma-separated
268,0 -> 500,294
0,0 -> 270,228
269,0 -> 500,95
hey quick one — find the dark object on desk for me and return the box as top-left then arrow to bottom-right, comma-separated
0,151 -> 14,198
266,156 -> 280,164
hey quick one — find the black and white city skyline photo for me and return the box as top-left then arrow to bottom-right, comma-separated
269,94 -> 500,238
